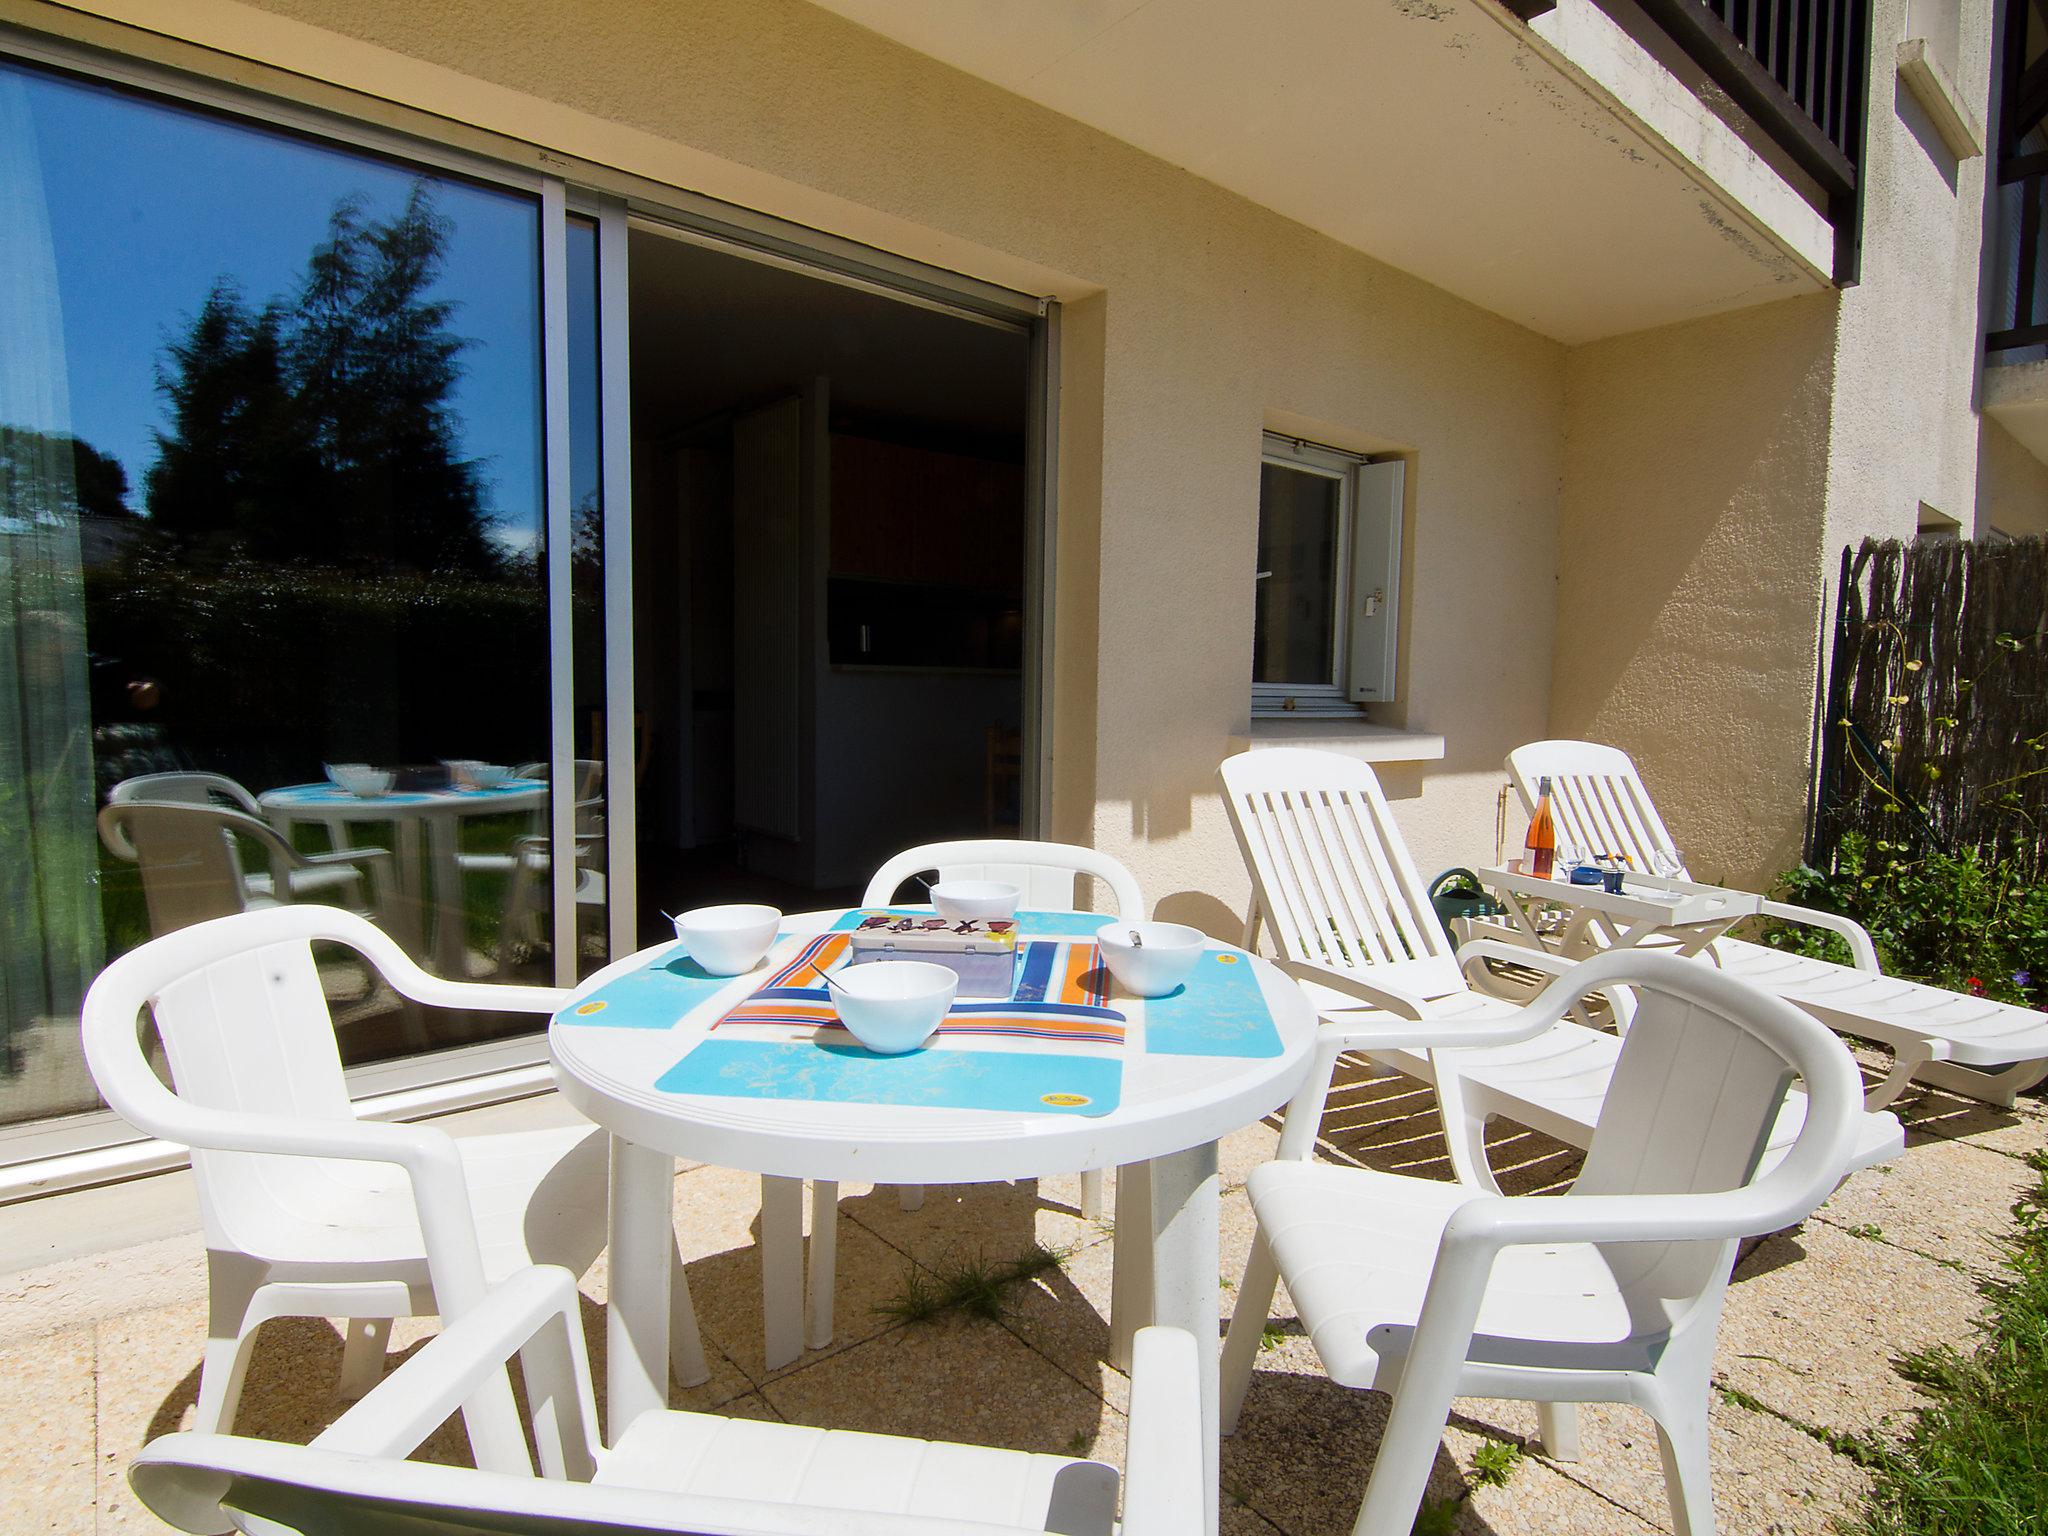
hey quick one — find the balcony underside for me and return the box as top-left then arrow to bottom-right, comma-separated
808,0 -> 1832,343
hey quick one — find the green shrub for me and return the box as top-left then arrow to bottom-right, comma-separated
1763,833 -> 2048,1008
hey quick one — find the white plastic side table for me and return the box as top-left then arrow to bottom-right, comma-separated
550,909 -> 1316,1536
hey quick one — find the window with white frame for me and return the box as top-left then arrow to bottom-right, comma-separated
1251,434 -> 1404,716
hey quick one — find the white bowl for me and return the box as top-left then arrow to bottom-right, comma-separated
673,903 -> 781,976
326,764 -> 394,799
830,960 -> 958,1054
1096,920 -> 1206,998
930,880 -> 1021,923
465,762 -> 513,790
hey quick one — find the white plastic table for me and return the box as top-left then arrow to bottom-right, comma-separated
551,908 -> 1317,1536
259,779 -> 547,976
1478,865 -> 1762,957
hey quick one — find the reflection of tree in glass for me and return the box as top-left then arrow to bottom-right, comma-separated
0,427 -> 132,524
145,184 -> 496,573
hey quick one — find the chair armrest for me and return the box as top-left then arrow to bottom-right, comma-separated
139,1099 -> 492,1311
1757,901 -> 1881,972
1272,957 -> 1431,1020
315,1265 -> 599,1478
1456,938 -> 1579,981
299,845 -> 393,869
363,933 -> 575,1015
1119,1326 -> 1205,1536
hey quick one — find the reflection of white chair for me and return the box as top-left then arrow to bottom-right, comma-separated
81,906 -> 707,1465
132,1263 -> 1203,1536
99,800 -> 399,939
1221,950 -> 1863,1536
1506,739 -> 2048,1107
469,761 -> 605,969
796,839 -> 1144,1343
109,771 -> 377,909
1217,748 -> 1901,1190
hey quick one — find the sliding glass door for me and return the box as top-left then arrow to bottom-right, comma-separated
0,51 -> 602,1142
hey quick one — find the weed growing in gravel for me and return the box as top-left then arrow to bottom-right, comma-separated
872,1242 -> 1069,1325
1852,1150 -> 2048,1536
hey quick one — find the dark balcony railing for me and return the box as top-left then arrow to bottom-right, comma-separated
1628,0 -> 1869,277
1512,0 -> 1871,281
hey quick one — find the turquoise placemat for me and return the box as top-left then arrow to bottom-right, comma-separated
654,1038 -> 1121,1117
1140,949 -> 1284,1059
831,907 -> 1114,940
554,942 -> 779,1030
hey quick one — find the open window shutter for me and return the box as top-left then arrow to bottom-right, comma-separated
1346,459 -> 1404,702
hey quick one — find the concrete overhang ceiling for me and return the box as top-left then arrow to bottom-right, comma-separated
806,0 -> 1828,344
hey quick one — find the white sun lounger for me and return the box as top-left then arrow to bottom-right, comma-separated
1505,740 -> 2048,1109
1219,748 -> 1902,1191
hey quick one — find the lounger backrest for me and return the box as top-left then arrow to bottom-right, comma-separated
1219,748 -> 1463,1000
1505,740 -> 1687,877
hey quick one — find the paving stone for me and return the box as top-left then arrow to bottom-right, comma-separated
1816,1132 -> 2037,1275
666,1161 -> 918,1383
760,1312 -> 1120,1465
1720,1220 -> 1977,1443
0,1325 -> 96,1536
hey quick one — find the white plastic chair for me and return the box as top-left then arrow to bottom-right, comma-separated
109,771 -> 381,909
1506,740 -> 2048,1107
1217,748 -> 1901,1190
1220,949 -> 1864,1536
81,905 -> 708,1470
130,1263 -> 1203,1536
781,840 -> 1145,1360
99,799 -> 400,939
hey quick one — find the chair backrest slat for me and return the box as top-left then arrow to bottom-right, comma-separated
1220,750 -> 1461,997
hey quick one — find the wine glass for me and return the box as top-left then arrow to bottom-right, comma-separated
1649,846 -> 1685,881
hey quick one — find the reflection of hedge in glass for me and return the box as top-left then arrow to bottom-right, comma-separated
144,185 -> 508,574
82,557 -> 575,791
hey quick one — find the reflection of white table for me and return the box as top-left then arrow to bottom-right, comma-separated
260,779 -> 547,976
551,908 -> 1316,1536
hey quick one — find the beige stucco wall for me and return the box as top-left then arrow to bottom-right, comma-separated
1553,295 -> 1839,888
1822,0 -> 1991,556
1552,0 -> 1996,891
1976,414 -> 2048,535
48,0 -> 1565,930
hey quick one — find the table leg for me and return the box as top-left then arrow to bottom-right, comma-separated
1146,1142 -> 1221,1536
427,814 -> 466,978
389,818 -> 429,961
760,1175 -> 805,1371
607,1135 -> 673,1440
1106,1159 -> 1154,1373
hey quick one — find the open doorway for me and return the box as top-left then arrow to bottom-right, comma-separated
626,227 -> 1035,943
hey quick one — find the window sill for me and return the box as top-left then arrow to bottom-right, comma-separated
1241,717 -> 1446,762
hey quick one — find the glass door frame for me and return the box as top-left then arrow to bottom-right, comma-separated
0,24 -> 1058,1187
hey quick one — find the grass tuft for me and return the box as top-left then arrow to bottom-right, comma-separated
873,1242 -> 1070,1327
1849,1149 -> 2048,1536
1467,1437 -> 1524,1488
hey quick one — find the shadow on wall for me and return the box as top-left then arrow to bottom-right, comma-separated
1154,889 -> 1244,940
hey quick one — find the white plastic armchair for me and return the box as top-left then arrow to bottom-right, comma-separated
80,905 -> 707,1471
1222,949 -> 1864,1536
861,837 -> 1146,920
1506,739 -> 2048,1107
131,1263 -> 1204,1536
100,799 -> 399,938
107,771 -> 387,914
789,840 -> 1146,1359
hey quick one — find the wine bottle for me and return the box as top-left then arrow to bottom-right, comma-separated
1525,776 -> 1557,880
